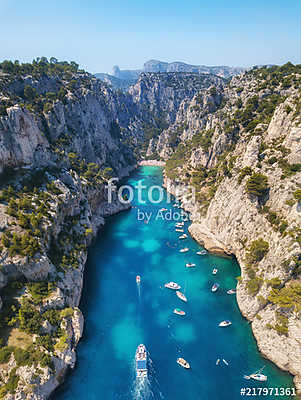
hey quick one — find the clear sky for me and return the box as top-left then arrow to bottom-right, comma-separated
0,0 -> 300,74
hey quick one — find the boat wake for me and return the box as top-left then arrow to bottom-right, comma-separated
133,376 -> 152,400
132,356 -> 165,400
137,283 -> 141,299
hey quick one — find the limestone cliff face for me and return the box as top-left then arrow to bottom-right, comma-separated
0,74 -> 139,175
159,65 -> 301,390
129,72 -> 224,150
0,66 -> 135,399
0,60 -> 301,397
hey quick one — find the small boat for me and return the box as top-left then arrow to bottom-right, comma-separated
135,344 -> 147,378
216,358 -> 220,365
245,367 -> 267,382
176,229 -> 184,233
179,234 -> 188,239
227,289 -> 236,295
249,373 -> 267,381
212,268 -> 218,275
159,208 -> 168,212
219,320 -> 232,327
177,358 -> 190,369
179,248 -> 189,253
173,308 -> 186,316
136,275 -> 141,284
176,291 -> 187,302
211,283 -> 220,292
185,263 -> 196,268
196,250 -> 207,255
223,359 -> 229,366
175,222 -> 184,227
165,282 -> 181,290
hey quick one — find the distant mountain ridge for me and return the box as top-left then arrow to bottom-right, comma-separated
143,59 -> 245,77
95,59 -> 246,90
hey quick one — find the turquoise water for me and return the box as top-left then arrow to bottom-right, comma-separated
54,166 -> 294,400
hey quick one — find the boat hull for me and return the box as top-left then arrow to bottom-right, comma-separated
136,344 -> 147,378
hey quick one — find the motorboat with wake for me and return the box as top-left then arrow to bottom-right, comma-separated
135,344 -> 147,378
176,291 -> 187,302
211,283 -> 220,292
177,358 -> 190,369
219,320 -> 232,327
173,308 -> 186,316
186,263 -> 196,268
136,275 -> 141,284
165,282 -> 181,290
179,248 -> 189,253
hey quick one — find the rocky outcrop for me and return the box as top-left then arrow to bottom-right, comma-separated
0,64 -> 136,399
160,65 -> 301,391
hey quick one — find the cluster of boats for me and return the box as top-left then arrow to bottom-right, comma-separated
135,203 -> 267,381
164,281 -> 187,302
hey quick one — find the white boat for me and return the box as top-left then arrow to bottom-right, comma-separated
173,308 -> 186,316
135,344 -> 147,378
185,263 -> 196,268
136,275 -> 141,284
219,320 -> 232,327
177,357 -> 190,369
245,367 -> 267,382
223,359 -> 229,366
216,358 -> 220,365
196,250 -> 207,255
179,248 -> 189,253
212,268 -> 218,275
175,222 -> 184,227
159,208 -> 168,212
176,229 -> 184,233
227,289 -> 236,295
211,283 -> 220,292
179,234 -> 188,239
176,291 -> 187,302
165,282 -> 181,290
249,373 -> 267,381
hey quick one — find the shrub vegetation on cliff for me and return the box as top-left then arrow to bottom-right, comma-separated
245,238 -> 269,265
245,173 -> 269,198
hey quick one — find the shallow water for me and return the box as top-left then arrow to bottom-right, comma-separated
54,166 -> 294,400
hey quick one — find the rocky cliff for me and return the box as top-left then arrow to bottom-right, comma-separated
0,58 -> 300,398
154,63 -> 301,391
0,60 -> 135,399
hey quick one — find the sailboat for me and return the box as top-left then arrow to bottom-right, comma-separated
244,366 -> 267,381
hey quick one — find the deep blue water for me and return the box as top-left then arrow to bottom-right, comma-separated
54,166 -> 294,400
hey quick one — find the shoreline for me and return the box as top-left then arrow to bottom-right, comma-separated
138,160 -> 166,166
162,174 -> 299,393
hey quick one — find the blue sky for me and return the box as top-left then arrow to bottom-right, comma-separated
0,0 -> 300,74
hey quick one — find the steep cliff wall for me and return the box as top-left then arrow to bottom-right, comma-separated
157,64 -> 301,390
0,59 -> 300,397
0,61 -> 135,399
